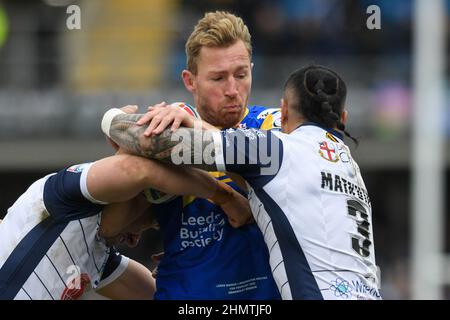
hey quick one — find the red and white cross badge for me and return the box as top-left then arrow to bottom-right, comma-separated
319,141 -> 340,162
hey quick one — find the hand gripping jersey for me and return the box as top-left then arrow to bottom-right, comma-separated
211,123 -> 381,300
0,163 -> 128,300
153,106 -> 281,300
144,102 -> 201,204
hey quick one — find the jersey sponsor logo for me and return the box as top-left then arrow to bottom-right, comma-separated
66,164 -> 85,173
61,273 -> 90,300
326,277 -> 381,300
179,211 -> 225,250
329,277 -> 353,299
336,144 -> 351,163
335,144 -> 361,180
351,279 -> 382,299
318,141 -> 339,162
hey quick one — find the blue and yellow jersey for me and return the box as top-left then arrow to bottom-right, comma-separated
152,106 -> 281,300
238,105 -> 281,131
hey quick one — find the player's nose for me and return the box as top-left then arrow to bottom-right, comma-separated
224,77 -> 238,97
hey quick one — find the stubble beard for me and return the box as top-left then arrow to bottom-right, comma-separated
197,100 -> 245,129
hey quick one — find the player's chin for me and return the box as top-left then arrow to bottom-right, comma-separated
221,111 -> 242,127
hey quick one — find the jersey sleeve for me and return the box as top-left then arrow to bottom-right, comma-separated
43,163 -> 106,222
96,250 -> 130,289
211,128 -> 284,188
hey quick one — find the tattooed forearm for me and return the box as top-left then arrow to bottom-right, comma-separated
109,113 -> 177,160
168,128 -> 218,171
108,113 -> 149,155
108,113 -> 219,171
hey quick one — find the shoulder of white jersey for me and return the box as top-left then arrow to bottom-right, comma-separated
43,162 -> 106,222
170,102 -> 201,119
65,162 -> 107,205
241,105 -> 281,130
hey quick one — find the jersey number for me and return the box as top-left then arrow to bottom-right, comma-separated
347,199 -> 371,257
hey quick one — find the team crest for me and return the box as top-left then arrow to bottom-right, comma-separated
256,108 -> 279,120
319,141 -> 340,162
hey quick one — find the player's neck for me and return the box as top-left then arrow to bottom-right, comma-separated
283,115 -> 304,134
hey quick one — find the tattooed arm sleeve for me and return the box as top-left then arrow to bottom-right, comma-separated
101,108 -> 219,171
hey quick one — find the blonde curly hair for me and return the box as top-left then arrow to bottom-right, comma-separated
185,11 -> 252,74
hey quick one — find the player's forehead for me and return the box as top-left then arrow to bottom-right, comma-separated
196,40 -> 251,75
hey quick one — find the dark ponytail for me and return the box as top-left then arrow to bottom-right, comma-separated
284,65 -> 359,145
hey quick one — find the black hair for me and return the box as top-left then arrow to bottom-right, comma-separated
284,65 -> 359,145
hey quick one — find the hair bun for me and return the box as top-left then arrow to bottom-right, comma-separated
322,77 -> 338,95
314,79 -> 325,94
305,69 -> 339,98
321,101 -> 332,113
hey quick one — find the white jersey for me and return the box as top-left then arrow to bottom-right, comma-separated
212,123 -> 381,300
0,163 -> 128,300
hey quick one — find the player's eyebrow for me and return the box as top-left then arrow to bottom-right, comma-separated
234,66 -> 250,74
207,70 -> 227,76
235,65 -> 249,71
207,65 -> 250,75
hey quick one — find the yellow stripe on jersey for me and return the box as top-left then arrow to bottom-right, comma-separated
183,195 -> 197,208
208,171 -> 226,179
239,108 -> 250,125
182,172 -> 232,208
208,172 -> 232,183
326,132 -> 338,142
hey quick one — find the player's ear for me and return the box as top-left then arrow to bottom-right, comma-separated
281,98 -> 288,128
341,109 -> 348,125
182,70 -> 196,93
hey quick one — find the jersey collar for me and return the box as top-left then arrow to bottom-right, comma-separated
238,107 -> 250,125
294,122 -> 344,140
